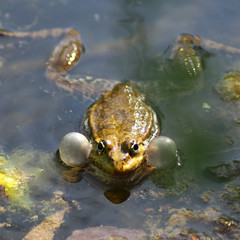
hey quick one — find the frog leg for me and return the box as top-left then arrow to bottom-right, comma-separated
201,38 -> 240,55
0,28 -> 70,39
61,168 -> 83,183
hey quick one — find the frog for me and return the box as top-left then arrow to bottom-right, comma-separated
80,82 -> 161,186
0,28 -> 179,188
43,29 -> 179,187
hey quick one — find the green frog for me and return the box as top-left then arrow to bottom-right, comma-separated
59,81 -> 177,186
0,28 -> 178,187
81,82 -> 160,186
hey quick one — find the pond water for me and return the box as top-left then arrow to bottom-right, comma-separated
0,0 -> 240,239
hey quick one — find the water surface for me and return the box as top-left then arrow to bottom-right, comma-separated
0,0 -> 240,239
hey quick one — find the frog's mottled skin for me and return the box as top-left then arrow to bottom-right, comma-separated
170,34 -> 203,79
83,83 -> 160,186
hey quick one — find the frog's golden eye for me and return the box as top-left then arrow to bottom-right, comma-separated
129,140 -> 139,155
97,140 -> 106,153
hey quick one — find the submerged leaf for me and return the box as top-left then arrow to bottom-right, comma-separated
67,226 -> 147,240
205,160 -> 240,181
23,208 -> 68,240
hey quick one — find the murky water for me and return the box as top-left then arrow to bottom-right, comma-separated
0,0 -> 240,239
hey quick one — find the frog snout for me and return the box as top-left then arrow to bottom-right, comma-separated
109,150 -> 129,162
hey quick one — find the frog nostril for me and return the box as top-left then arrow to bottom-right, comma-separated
122,153 -> 130,161
109,150 -> 129,162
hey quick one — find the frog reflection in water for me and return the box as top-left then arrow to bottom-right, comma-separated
1,29 -> 178,199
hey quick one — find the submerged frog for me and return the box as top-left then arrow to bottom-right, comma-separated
1,28 -> 178,187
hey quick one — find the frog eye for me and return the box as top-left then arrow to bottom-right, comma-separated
97,140 -> 106,153
129,140 -> 139,155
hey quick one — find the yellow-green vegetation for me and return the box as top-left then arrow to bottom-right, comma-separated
0,154 -> 33,205
0,149 -> 53,208
0,167 -> 29,201
0,148 -> 71,239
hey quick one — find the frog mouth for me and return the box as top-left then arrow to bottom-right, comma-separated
90,154 -> 144,176
86,161 -> 149,186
